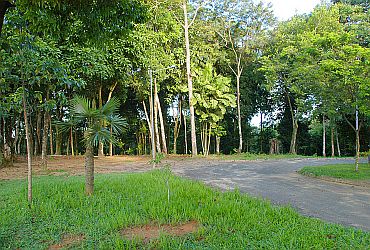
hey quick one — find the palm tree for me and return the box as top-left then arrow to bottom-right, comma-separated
71,96 -> 126,195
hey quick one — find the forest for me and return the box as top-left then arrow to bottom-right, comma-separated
0,0 -> 369,168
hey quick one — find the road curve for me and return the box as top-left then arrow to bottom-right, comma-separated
173,158 -> 370,231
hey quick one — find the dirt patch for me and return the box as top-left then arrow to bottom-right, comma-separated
48,233 -> 85,249
121,221 -> 199,242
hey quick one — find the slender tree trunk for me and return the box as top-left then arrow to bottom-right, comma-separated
22,92 -> 32,205
55,126 -> 61,155
109,125 -> 113,156
183,1 -> 197,156
70,128 -> 74,157
49,115 -> 54,155
322,115 -> 326,157
98,86 -> 104,157
286,90 -> 297,154
216,135 -> 220,155
85,144 -> 94,195
236,73 -> 242,154
35,111 -> 42,155
336,129 -> 341,157
107,83 -> 117,157
207,124 -> 211,156
173,99 -> 182,155
41,111 -> 48,169
154,80 -> 161,154
260,112 -> 263,153
156,92 -> 168,154
355,107 -> 360,172
182,99 -> 188,154
14,119 -> 19,155
331,126 -> 335,157
143,101 -> 153,147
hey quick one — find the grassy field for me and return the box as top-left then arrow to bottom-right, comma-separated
299,164 -> 370,181
1,170 -> 369,249
208,153 -> 317,161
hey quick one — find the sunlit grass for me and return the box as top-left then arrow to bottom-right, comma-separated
299,164 -> 370,181
208,153 -> 317,161
1,170 -> 369,249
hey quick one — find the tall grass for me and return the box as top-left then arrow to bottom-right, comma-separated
1,170 -> 369,249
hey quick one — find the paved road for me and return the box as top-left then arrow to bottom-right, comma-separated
173,158 -> 370,231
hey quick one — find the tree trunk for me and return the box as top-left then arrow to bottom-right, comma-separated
355,107 -> 360,172
107,83 -> 117,157
98,86 -> 104,157
154,80 -> 161,154
207,124 -> 211,156
236,73 -> 242,154
216,135 -> 220,155
41,111 -> 48,169
172,100 -> 182,155
182,98 -> 188,154
336,129 -> 341,157
14,119 -> 19,155
322,115 -> 326,157
260,112 -> 263,153
109,125 -> 113,156
290,120 -> 298,154
183,1 -> 197,156
156,92 -> 168,154
35,111 -> 42,155
49,115 -> 54,155
22,92 -> 32,205
85,144 -> 94,195
331,126 -> 335,157
70,128 -> 74,157
55,126 -> 61,155
286,90 -> 297,154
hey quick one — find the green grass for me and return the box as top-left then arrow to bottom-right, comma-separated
209,153 -> 317,161
299,164 -> 370,181
1,170 -> 369,249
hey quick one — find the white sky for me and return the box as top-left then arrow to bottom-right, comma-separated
264,0 -> 323,21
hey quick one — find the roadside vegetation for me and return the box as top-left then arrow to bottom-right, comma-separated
299,164 -> 370,181
1,171 -> 369,249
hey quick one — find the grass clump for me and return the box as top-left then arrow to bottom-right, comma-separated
299,164 -> 370,181
0,170 -> 369,249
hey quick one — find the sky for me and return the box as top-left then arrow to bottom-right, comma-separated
264,0 -> 323,21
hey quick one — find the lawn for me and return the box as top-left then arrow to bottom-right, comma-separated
299,164 -> 370,181
1,170 -> 369,249
209,153 -> 317,161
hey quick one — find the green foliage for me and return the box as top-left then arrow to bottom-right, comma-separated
70,96 -> 126,147
299,164 -> 370,180
193,63 -> 235,124
1,172 -> 369,248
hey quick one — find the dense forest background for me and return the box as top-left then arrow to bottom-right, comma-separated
0,0 -> 369,167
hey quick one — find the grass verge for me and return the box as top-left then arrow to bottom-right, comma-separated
299,164 -> 370,181
209,153 -> 317,161
0,170 -> 369,249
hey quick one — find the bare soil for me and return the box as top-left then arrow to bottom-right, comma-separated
0,155 -> 211,180
121,221 -> 199,242
48,234 -> 85,249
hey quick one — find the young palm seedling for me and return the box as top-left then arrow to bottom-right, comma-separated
71,96 -> 126,195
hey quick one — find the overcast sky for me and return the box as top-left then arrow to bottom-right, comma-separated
264,0 -> 323,20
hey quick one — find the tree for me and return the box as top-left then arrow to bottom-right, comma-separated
70,96 -> 125,195
211,0 -> 274,153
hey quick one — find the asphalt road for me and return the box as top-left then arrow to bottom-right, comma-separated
173,158 -> 370,231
